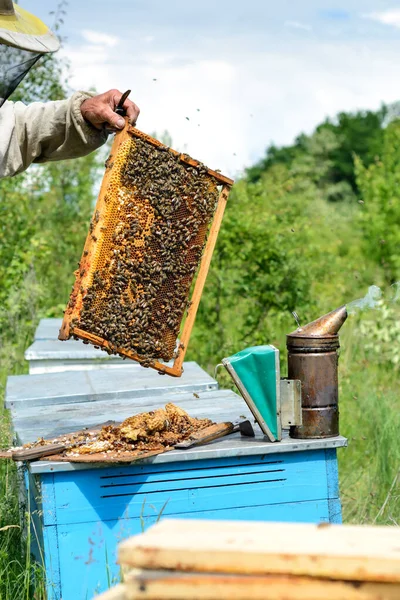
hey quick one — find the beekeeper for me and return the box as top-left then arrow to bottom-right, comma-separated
0,0 -> 139,178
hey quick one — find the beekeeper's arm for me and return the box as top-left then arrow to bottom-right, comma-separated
0,89 -> 140,178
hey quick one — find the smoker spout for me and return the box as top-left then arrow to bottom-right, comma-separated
289,305 -> 348,338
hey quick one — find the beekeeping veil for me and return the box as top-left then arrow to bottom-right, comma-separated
0,0 -> 59,107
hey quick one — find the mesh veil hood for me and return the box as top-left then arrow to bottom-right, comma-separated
0,1 -> 59,105
0,44 -> 41,106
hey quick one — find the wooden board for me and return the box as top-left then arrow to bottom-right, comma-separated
96,583 -> 127,600
125,570 -> 400,600
36,419 -> 228,463
0,422 -> 171,464
6,416 -> 228,464
118,520 -> 400,583
39,446 -> 172,464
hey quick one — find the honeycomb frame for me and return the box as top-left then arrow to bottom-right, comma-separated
59,122 -> 233,377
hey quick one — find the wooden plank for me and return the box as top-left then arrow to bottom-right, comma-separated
96,584 -> 127,600
125,570 -> 400,600
27,446 -> 170,465
72,327 -> 183,377
45,503 -> 334,597
10,419 -> 232,464
118,520 -> 400,583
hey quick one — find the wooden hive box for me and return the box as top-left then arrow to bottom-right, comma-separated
111,519 -> 400,600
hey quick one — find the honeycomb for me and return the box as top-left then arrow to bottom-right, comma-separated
75,403 -> 213,454
15,404 -> 214,457
60,128 -> 231,373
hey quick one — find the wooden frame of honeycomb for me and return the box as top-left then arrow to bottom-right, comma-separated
59,122 -> 233,377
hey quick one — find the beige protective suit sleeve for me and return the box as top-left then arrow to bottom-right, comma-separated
0,91 -> 108,178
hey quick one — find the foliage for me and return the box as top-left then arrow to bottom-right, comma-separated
355,119 -> 400,283
339,319 -> 400,524
0,4 -> 400,595
0,3 -> 100,598
190,166 -> 314,369
355,300 -> 400,368
247,107 -> 386,195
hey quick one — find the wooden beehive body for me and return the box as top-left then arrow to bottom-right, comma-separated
60,125 -> 233,376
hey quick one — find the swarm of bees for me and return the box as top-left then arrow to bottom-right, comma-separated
76,137 -> 219,366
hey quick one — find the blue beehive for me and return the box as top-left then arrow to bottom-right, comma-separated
6,320 -> 347,600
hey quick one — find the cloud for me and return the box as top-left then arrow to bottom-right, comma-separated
284,20 -> 312,32
364,9 -> 400,29
62,23 -> 400,177
81,29 -> 119,47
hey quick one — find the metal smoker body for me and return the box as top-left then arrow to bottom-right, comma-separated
287,306 -> 347,439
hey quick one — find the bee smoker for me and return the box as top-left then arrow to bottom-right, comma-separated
287,306 -> 347,439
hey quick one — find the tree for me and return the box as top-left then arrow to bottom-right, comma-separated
190,163 -> 316,369
246,107 -> 387,198
0,2 -> 100,364
355,119 -> 400,283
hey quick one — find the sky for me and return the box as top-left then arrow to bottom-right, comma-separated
21,0 -> 400,177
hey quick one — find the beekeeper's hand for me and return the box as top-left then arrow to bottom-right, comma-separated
80,89 -> 140,131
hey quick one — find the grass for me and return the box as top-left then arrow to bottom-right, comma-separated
340,376 -> 400,524
339,321 -> 400,525
0,315 -> 399,598
0,322 -> 46,600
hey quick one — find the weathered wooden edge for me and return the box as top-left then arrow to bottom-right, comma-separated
39,447 -> 172,464
96,583 -> 127,600
0,450 -> 12,459
118,520 -> 400,583
124,570 -> 400,600
71,328 -> 182,377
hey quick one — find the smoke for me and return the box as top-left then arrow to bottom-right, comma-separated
347,285 -> 382,314
347,283 -> 400,314
390,282 -> 400,303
